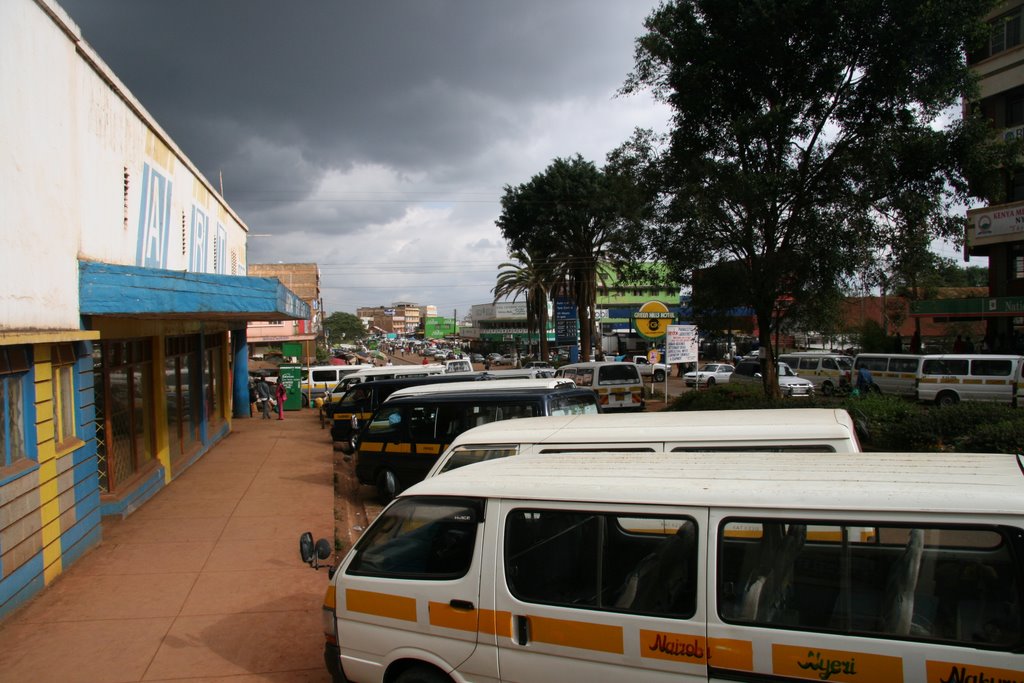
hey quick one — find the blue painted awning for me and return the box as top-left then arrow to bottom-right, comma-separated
79,261 -> 310,322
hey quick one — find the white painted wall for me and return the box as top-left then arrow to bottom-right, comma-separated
0,0 -> 251,333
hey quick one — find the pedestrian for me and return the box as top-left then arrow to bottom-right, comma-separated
856,366 -> 873,396
275,378 -> 287,420
953,335 -> 966,353
248,379 -> 257,417
255,375 -> 272,419
965,336 -> 975,353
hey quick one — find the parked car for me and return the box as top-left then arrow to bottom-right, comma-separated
485,352 -> 503,364
731,360 -> 814,397
523,360 -> 552,369
683,363 -> 735,387
493,354 -> 516,366
470,353 -> 485,363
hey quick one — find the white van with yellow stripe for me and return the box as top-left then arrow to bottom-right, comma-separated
915,354 -> 1023,406
554,361 -> 644,411
302,450 -> 1024,683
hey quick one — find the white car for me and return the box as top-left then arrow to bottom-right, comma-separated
731,360 -> 814,397
683,363 -> 735,387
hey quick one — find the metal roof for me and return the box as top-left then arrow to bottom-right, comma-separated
403,450 -> 1024,516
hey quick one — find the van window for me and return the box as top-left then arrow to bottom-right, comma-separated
549,394 -> 600,416
575,369 -> 593,387
368,405 -> 438,442
347,497 -> 481,579
858,357 -> 889,372
972,359 -> 1013,376
339,385 -> 372,410
889,358 -> 920,373
672,445 -> 835,453
505,509 -> 698,618
799,358 -> 818,371
311,369 -> 338,383
922,359 -> 969,376
597,365 -> 640,384
718,519 -> 1022,649
439,446 -> 519,473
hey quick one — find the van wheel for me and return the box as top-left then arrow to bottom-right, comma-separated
705,377 -> 716,387
376,469 -> 400,504
936,391 -> 959,407
395,665 -> 450,683
821,381 -> 835,396
302,394 -> 310,408
653,369 -> 665,382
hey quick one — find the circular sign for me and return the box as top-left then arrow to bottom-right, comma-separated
634,301 -> 673,340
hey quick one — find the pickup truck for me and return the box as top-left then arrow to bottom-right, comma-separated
630,355 -> 670,382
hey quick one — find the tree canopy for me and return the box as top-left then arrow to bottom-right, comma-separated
496,155 -> 623,360
613,0 -> 1009,396
323,311 -> 367,346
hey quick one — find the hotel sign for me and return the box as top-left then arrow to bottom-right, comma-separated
968,202 -> 1024,243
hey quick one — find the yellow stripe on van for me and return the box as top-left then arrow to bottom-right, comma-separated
926,660 -> 1024,683
428,600 -> 477,631
772,644 -> 903,682
709,638 -> 753,671
639,629 -> 706,664
417,443 -> 442,455
530,615 -> 624,654
361,442 -> 383,452
384,444 -> 413,454
346,589 -> 417,622
478,609 -> 513,637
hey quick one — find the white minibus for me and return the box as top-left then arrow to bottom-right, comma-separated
915,354 -> 1024,406
328,364 -> 448,399
426,408 -> 862,478
302,450 -> 1024,683
852,353 -> 922,398
386,377 -> 577,401
555,361 -> 645,411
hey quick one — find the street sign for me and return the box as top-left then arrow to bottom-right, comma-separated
634,300 -> 674,340
666,325 -> 698,364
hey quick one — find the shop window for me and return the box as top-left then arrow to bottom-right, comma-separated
1012,245 -> 1024,281
51,343 -> 77,448
1,346 -> 31,469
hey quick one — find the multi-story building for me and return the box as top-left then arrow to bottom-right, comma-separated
247,263 -> 323,364
0,0 -> 307,618
356,303 -> 425,336
912,2 -> 1024,351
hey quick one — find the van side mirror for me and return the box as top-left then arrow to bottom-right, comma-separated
299,531 -> 334,572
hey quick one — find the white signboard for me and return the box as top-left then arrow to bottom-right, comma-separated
666,325 -> 698,364
969,202 -> 1024,240
495,302 -> 528,319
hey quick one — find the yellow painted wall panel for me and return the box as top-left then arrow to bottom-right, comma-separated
41,512 -> 62,546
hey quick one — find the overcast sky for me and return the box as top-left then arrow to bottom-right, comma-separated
59,0 -> 672,318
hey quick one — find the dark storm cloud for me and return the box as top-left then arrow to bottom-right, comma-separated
57,0 -> 668,310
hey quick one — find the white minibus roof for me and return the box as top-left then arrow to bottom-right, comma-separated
442,409 -> 859,448
346,364 -> 445,378
387,378 -> 576,400
405,450 -> 1024,516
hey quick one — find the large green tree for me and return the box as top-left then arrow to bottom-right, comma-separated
615,0 -> 1006,396
496,155 -> 621,361
323,311 -> 367,348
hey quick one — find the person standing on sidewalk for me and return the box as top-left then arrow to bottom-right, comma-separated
275,379 -> 287,420
255,375 -> 272,419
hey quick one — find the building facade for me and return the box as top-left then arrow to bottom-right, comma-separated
247,263 -> 323,364
0,0 -> 307,619
913,2 -> 1024,350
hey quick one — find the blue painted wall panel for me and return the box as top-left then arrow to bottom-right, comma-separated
0,551 -> 45,620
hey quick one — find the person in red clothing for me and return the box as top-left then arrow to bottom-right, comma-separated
275,379 -> 287,420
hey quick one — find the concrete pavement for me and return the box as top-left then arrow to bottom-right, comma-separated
0,410 -> 336,683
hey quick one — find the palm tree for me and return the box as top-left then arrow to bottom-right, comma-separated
493,250 -> 551,361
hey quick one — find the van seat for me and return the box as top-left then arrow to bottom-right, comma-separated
614,521 -> 696,615
737,523 -> 806,624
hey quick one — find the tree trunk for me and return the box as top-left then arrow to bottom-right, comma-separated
579,298 -> 592,361
756,308 -> 781,399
